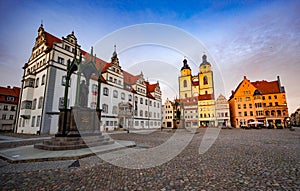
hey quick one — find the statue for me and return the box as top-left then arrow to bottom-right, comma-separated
79,80 -> 89,107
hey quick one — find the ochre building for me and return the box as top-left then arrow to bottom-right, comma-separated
229,76 -> 288,128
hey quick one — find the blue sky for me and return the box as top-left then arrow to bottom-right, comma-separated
0,0 -> 299,113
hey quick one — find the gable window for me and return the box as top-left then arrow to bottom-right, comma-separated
58,56 -> 64,64
65,45 -> 70,51
103,87 -> 109,96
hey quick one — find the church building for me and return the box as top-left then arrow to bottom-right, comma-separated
178,55 -> 216,127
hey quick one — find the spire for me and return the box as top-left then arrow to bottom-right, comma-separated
200,54 -> 211,66
181,57 -> 191,71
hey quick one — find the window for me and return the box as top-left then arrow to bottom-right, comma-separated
41,74 -> 46,85
140,110 -> 143,117
2,114 -> 6,120
121,93 -> 125,100
238,112 -> 242,117
243,104 -> 246,109
58,56 -> 64,64
268,96 -> 271,100
263,103 -> 266,107
38,97 -> 43,109
36,116 -> 41,127
154,112 -> 156,118
32,99 -> 37,110
103,87 -> 109,96
145,99 -> 148,105
109,77 -> 113,82
61,76 -> 70,86
249,104 -> 252,109
183,80 -> 187,87
3,105 -> 8,110
238,104 -> 241,109
24,78 -> 35,88
102,104 -> 108,113
92,84 -> 98,94
11,106 -> 15,111
135,121 -> 139,126
65,45 -> 70,51
157,103 -> 160,108
250,111 -> 253,116
35,78 -> 39,87
140,98 -> 143,104
203,76 -> 208,85
128,95 -> 132,102
244,111 -> 247,116
21,101 -> 32,109
274,95 -> 277,99
31,116 -> 36,127
6,96 -> 15,102
246,97 -> 250,101
149,101 -> 152,106
154,102 -> 156,107
145,111 -> 148,117
269,102 -> 272,106
112,106 -> 118,114
275,102 -> 278,106
113,90 -> 118,98
19,118 -> 22,127
262,96 -> 265,100
59,97 -> 69,109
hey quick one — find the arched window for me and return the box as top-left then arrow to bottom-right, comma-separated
183,80 -> 187,87
41,75 -> 46,85
203,76 -> 208,85
35,78 -> 39,88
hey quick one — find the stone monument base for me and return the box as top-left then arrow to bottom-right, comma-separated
34,107 -> 114,151
34,135 -> 114,151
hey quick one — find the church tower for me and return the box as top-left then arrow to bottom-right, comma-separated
198,54 -> 214,96
179,58 -> 192,99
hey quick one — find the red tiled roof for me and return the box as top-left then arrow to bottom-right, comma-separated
145,81 -> 157,93
192,81 -> 199,86
84,52 -> 111,73
0,86 -> 20,104
123,71 -> 140,85
251,80 -> 280,94
198,94 -> 214,100
44,32 -> 61,48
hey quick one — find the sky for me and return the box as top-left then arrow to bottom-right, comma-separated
0,0 -> 299,113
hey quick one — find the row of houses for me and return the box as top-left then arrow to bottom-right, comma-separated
162,56 -> 290,129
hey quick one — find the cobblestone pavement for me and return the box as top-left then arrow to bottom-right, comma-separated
0,128 -> 299,190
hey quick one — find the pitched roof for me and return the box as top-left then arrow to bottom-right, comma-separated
145,81 -> 157,93
44,32 -> 61,48
123,71 -> 140,85
251,80 -> 280,94
83,51 -> 111,73
0,86 -> 21,104
198,93 -> 214,100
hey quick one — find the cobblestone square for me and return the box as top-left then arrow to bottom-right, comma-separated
0,128 -> 299,190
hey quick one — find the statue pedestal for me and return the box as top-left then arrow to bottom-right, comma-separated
35,107 -> 113,151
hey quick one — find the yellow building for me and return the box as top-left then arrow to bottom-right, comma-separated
229,76 -> 289,128
179,55 -> 216,127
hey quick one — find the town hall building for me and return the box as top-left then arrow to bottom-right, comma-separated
15,25 -> 162,134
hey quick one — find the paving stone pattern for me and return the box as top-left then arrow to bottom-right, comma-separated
0,129 -> 299,190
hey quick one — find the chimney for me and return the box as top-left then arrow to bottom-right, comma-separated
277,76 -> 282,92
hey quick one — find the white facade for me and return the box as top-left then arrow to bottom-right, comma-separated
16,25 -> 162,134
162,98 -> 175,128
215,94 -> 231,127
